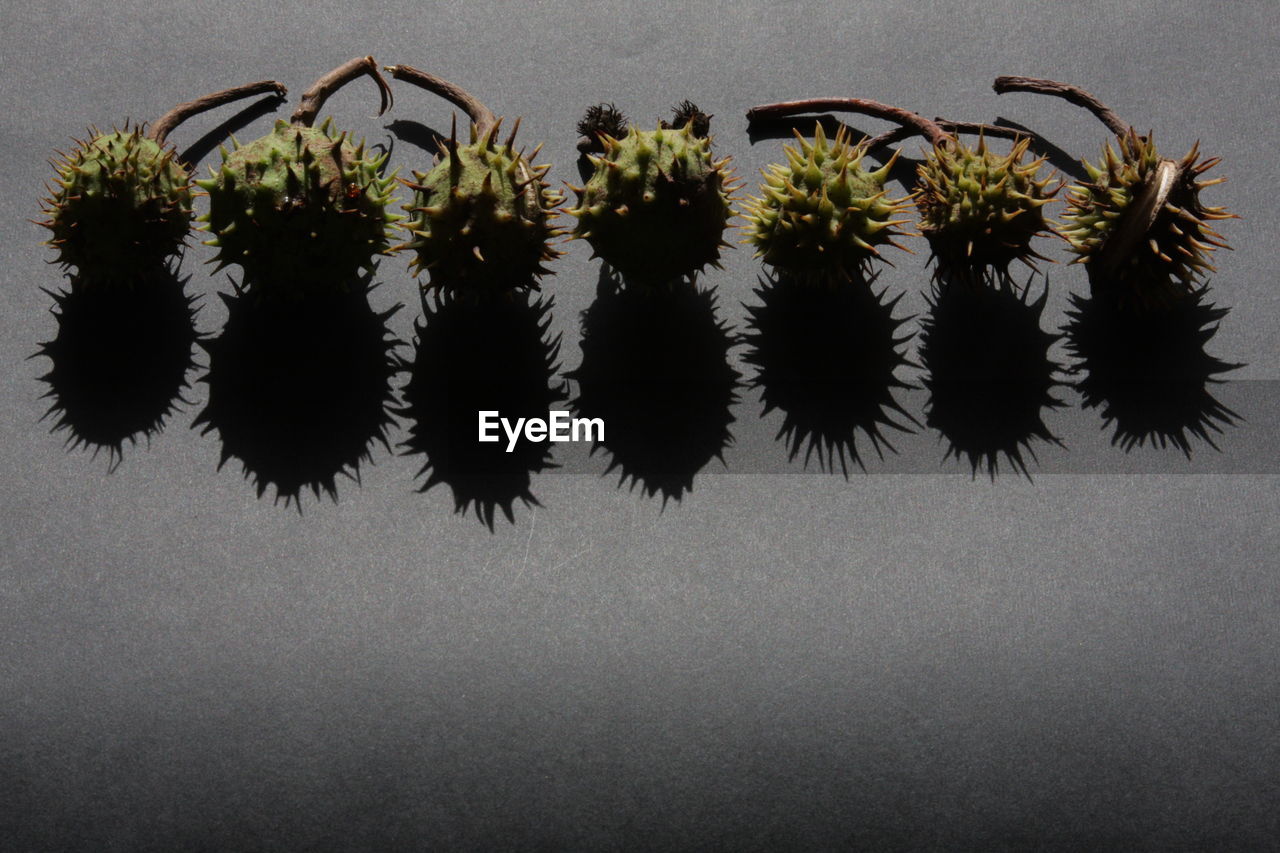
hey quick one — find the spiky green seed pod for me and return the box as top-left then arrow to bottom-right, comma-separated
40,127 -> 191,280
741,124 -> 911,278
400,120 -> 562,293
916,134 -> 1059,282
1061,130 -> 1233,304
569,122 -> 736,284
197,118 -> 398,288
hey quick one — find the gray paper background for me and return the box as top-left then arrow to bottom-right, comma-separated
2,0 -> 1278,848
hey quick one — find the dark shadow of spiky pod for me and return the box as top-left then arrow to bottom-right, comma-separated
742,270 -> 916,475
35,265 -> 199,468
193,274 -> 400,506
1064,285 -> 1241,455
919,278 -> 1063,478
398,291 -> 565,529
567,271 -> 739,504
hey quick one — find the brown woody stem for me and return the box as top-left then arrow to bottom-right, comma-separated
993,76 -> 1130,137
383,64 -> 497,138
865,118 -> 1034,150
747,98 -> 952,147
290,56 -> 393,128
147,80 -> 288,145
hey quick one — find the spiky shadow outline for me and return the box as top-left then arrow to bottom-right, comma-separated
193,276 -> 401,508
34,264 -> 199,470
919,275 -> 1064,479
567,269 -> 740,505
1064,285 -> 1242,455
398,290 -> 566,529
741,270 -> 917,475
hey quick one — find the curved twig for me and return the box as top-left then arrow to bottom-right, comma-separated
383,63 -> 539,213
290,56 -> 392,128
383,64 -> 498,138
865,118 -> 1034,150
993,76 -> 1130,137
148,80 -> 287,146
747,97 -> 951,147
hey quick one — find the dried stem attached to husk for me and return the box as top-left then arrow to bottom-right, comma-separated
993,75 -> 1196,280
864,119 -> 1037,150
383,64 -> 498,139
748,98 -> 952,147
148,80 -> 288,146
993,76 -> 1130,137
291,56 -> 393,128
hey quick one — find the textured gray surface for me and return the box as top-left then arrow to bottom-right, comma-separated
2,0 -> 1279,848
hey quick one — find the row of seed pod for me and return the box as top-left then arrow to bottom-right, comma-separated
39,60 -> 1234,308
741,79 -> 1233,306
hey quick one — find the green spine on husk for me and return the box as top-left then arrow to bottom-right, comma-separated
400,119 -> 562,293
916,134 -> 1059,282
741,123 -> 910,278
1062,129 -> 1233,304
569,122 -> 736,285
197,118 -> 398,288
41,126 -> 191,279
